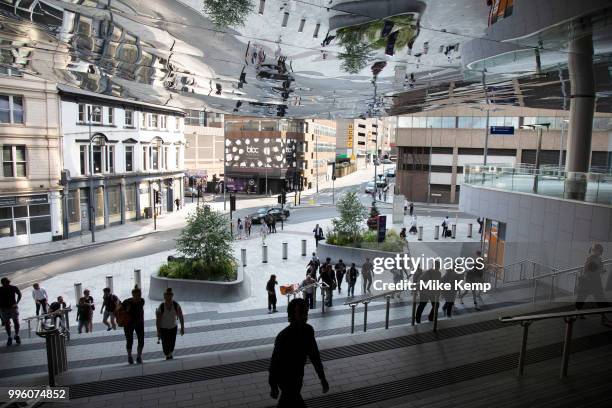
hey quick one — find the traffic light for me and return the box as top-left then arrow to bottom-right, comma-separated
281,190 -> 287,205
154,190 -> 161,205
277,194 -> 282,204
230,194 -> 236,211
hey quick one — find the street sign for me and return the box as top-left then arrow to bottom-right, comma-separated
490,126 -> 514,135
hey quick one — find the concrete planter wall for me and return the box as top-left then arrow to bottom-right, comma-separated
149,266 -> 250,302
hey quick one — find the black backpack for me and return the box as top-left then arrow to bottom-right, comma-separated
158,301 -> 179,315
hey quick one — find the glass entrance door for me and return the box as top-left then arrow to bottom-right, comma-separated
14,218 -> 28,245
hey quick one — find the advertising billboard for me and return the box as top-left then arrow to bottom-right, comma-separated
225,137 -> 297,169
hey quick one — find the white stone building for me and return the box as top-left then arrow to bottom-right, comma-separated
59,85 -> 185,237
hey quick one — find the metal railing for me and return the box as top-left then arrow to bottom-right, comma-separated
499,307 -> 612,378
284,281 -> 330,313
23,307 -> 72,340
344,289 -> 404,333
489,258 -> 612,303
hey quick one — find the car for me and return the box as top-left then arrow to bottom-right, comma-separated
184,187 -> 198,197
365,181 -> 376,194
382,158 -> 393,164
385,169 -> 396,178
248,206 -> 290,224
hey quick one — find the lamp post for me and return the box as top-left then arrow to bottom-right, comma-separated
88,105 -> 101,243
559,119 -> 569,171
521,123 -> 550,194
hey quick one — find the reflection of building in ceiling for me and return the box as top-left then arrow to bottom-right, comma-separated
183,110 -> 225,181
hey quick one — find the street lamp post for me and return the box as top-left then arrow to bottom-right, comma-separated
88,106 -> 101,243
521,123 -> 550,194
559,119 -> 569,171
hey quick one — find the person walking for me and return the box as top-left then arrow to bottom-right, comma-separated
267,214 -> 274,233
409,202 -> 414,216
100,287 -> 119,331
301,274 -> 316,309
347,263 -> 359,297
400,228 -> 407,241
271,217 -> 277,233
441,216 -> 449,238
122,287 -> 145,364
155,288 -> 185,360
246,216 -> 252,237
361,258 -> 374,294
76,297 -> 92,334
477,217 -> 484,234
318,264 -> 336,307
174,198 -> 180,211
83,289 -> 95,333
237,218 -> 244,239
267,275 -> 278,313
260,221 -> 268,244
575,243 -> 611,325
459,251 -> 484,310
0,277 -> 22,346
313,224 -> 324,248
334,259 -> 346,294
269,298 -> 329,407
415,261 -> 442,323
32,283 -> 48,316
441,268 -> 461,318
409,215 -> 418,234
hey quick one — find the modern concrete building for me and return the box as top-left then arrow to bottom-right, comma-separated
335,118 -> 383,169
183,110 -> 224,184
395,106 -> 612,204
59,85 -> 186,237
0,72 -> 62,248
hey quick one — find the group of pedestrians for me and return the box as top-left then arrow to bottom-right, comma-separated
235,216 -> 253,239
261,216 -> 278,244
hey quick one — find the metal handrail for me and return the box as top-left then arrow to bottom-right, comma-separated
500,307 -> 612,378
531,258 -> 612,281
24,307 -> 72,339
284,281 -> 329,313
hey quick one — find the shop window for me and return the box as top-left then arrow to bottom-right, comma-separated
95,187 -> 104,219
107,186 -> 121,216
125,184 -> 136,213
30,217 -> 51,234
13,206 -> 27,218
29,204 -> 50,217
67,190 -> 80,224
0,220 -> 12,238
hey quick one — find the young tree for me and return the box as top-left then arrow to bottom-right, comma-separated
202,0 -> 254,27
331,191 -> 368,242
338,41 -> 374,74
176,206 -> 234,264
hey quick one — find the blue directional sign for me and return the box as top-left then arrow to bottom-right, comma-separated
490,126 -> 515,135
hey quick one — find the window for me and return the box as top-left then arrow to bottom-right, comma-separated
78,104 -> 86,122
125,110 -> 133,126
151,114 -> 158,128
141,112 -> 147,128
160,115 -> 167,129
30,217 -> 51,234
142,146 -> 148,170
152,145 -> 159,170
175,116 -> 180,130
92,145 -> 103,174
106,145 -> 115,173
125,146 -> 133,172
107,107 -> 114,124
0,95 -> 24,124
2,145 -> 26,177
87,105 -> 102,123
0,66 -> 22,77
67,190 -> 80,224
79,145 -> 87,175
175,146 -> 180,169
125,184 -> 136,214
282,12 -> 289,27
163,147 -> 168,169
258,0 -> 265,14
298,18 -> 305,32
107,185 -> 121,217
313,23 -> 320,38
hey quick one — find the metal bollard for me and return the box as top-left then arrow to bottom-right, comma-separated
105,276 -> 113,293
385,295 -> 391,329
418,226 -> 423,241
262,244 -> 268,263
74,283 -> 82,305
350,304 -> 356,334
517,321 -> 532,376
321,288 -> 325,313
467,223 -> 473,238
134,269 -> 142,289
301,239 -> 307,256
363,301 -> 370,332
451,224 -> 456,239
282,242 -> 288,260
434,225 -> 439,240
241,248 -> 247,267
561,317 -> 576,378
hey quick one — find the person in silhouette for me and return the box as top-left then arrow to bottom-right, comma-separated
269,298 -> 329,407
575,243 -> 611,326
415,260 -> 442,323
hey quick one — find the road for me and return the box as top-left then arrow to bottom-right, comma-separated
1,180 -> 468,288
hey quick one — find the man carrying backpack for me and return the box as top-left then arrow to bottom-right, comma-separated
100,287 -> 119,331
155,288 -> 185,360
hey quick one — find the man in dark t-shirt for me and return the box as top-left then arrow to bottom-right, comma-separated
269,298 -> 328,407
0,277 -> 22,346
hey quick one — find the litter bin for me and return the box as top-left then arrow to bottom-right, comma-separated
36,320 -> 68,386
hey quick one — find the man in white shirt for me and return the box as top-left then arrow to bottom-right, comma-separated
32,283 -> 48,316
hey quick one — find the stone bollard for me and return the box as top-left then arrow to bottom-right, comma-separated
105,276 -> 113,293
241,248 -> 247,267
434,225 -> 439,240
418,226 -> 423,241
301,239 -> 307,256
74,283 -> 82,306
451,224 -> 457,239
468,223 -> 473,238
282,242 -> 288,260
262,244 -> 268,263
134,269 -> 142,289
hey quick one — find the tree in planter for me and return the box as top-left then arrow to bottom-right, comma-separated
338,41 -> 374,74
175,206 -> 236,279
202,0 -> 254,28
330,191 -> 368,243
